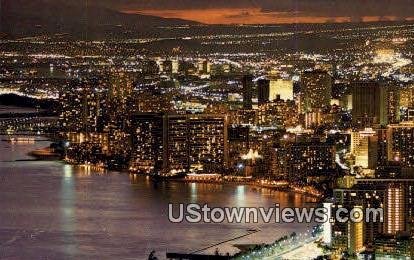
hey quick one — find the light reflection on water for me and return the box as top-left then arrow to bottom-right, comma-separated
0,139 -> 316,259
190,183 -> 197,203
61,164 -> 77,255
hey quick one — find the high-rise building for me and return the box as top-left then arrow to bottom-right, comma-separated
401,108 -> 414,122
355,176 -> 414,235
242,75 -> 253,109
105,71 -> 136,162
399,85 -> 414,109
300,70 -> 332,113
385,183 -> 405,234
376,128 -> 389,166
400,93 -> 414,120
387,121 -> 414,167
333,185 -> 384,249
351,82 -> 388,127
128,113 -> 229,174
197,59 -> 211,75
269,79 -> 294,101
304,111 -> 322,129
277,140 -> 336,182
387,87 -> 400,124
187,115 -> 228,173
166,115 -> 189,173
350,128 -> 378,170
172,59 -> 179,74
348,205 -> 365,254
257,78 -> 270,105
333,175 -> 414,255
129,113 -> 165,173
257,78 -> 294,104
59,78 -> 108,133
166,114 -> 229,174
228,126 -> 250,174
257,98 -> 298,127
136,91 -> 173,113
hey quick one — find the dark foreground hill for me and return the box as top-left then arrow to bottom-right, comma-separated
0,0 -> 199,39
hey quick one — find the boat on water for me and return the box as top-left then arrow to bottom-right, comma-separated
28,147 -> 61,160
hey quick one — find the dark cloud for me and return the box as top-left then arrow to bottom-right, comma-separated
224,11 -> 252,19
70,0 -> 254,10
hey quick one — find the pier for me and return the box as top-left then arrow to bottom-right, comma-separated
167,230 -> 260,259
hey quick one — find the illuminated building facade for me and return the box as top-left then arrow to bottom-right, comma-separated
329,175 -> 414,258
354,177 -> 414,235
242,75 -> 253,110
333,186 -> 384,248
128,113 -> 230,174
229,109 -> 257,125
257,78 -> 294,104
188,115 -> 228,173
59,78 -> 108,133
374,234 -> 413,258
130,113 -> 165,174
300,70 -> 332,113
350,128 -> 378,170
387,87 -> 400,124
387,121 -> 414,167
65,132 -> 109,165
399,86 -> 414,108
197,59 -> 211,75
279,140 -> 336,182
136,91 -> 174,113
269,78 -> 294,101
257,98 -> 298,128
399,86 -> 414,122
376,128 -> 389,166
385,183 -> 405,234
351,82 -> 388,127
166,114 -> 229,174
304,111 -> 322,129
348,205 -> 365,254
166,115 -> 189,173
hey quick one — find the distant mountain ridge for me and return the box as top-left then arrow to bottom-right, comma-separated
0,0 -> 200,39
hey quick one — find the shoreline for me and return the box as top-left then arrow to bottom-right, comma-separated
170,177 -> 324,199
41,158 -> 324,199
21,137 -> 323,200
18,134 -> 324,200
61,157 -> 325,199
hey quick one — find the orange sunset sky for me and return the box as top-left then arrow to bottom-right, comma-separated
123,7 -> 414,24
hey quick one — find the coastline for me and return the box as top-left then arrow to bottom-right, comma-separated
22,137 -> 323,200
57,155 -> 325,199
34,154 -> 324,199
170,177 -> 324,199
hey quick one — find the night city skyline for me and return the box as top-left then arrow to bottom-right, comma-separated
0,1 -> 414,259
